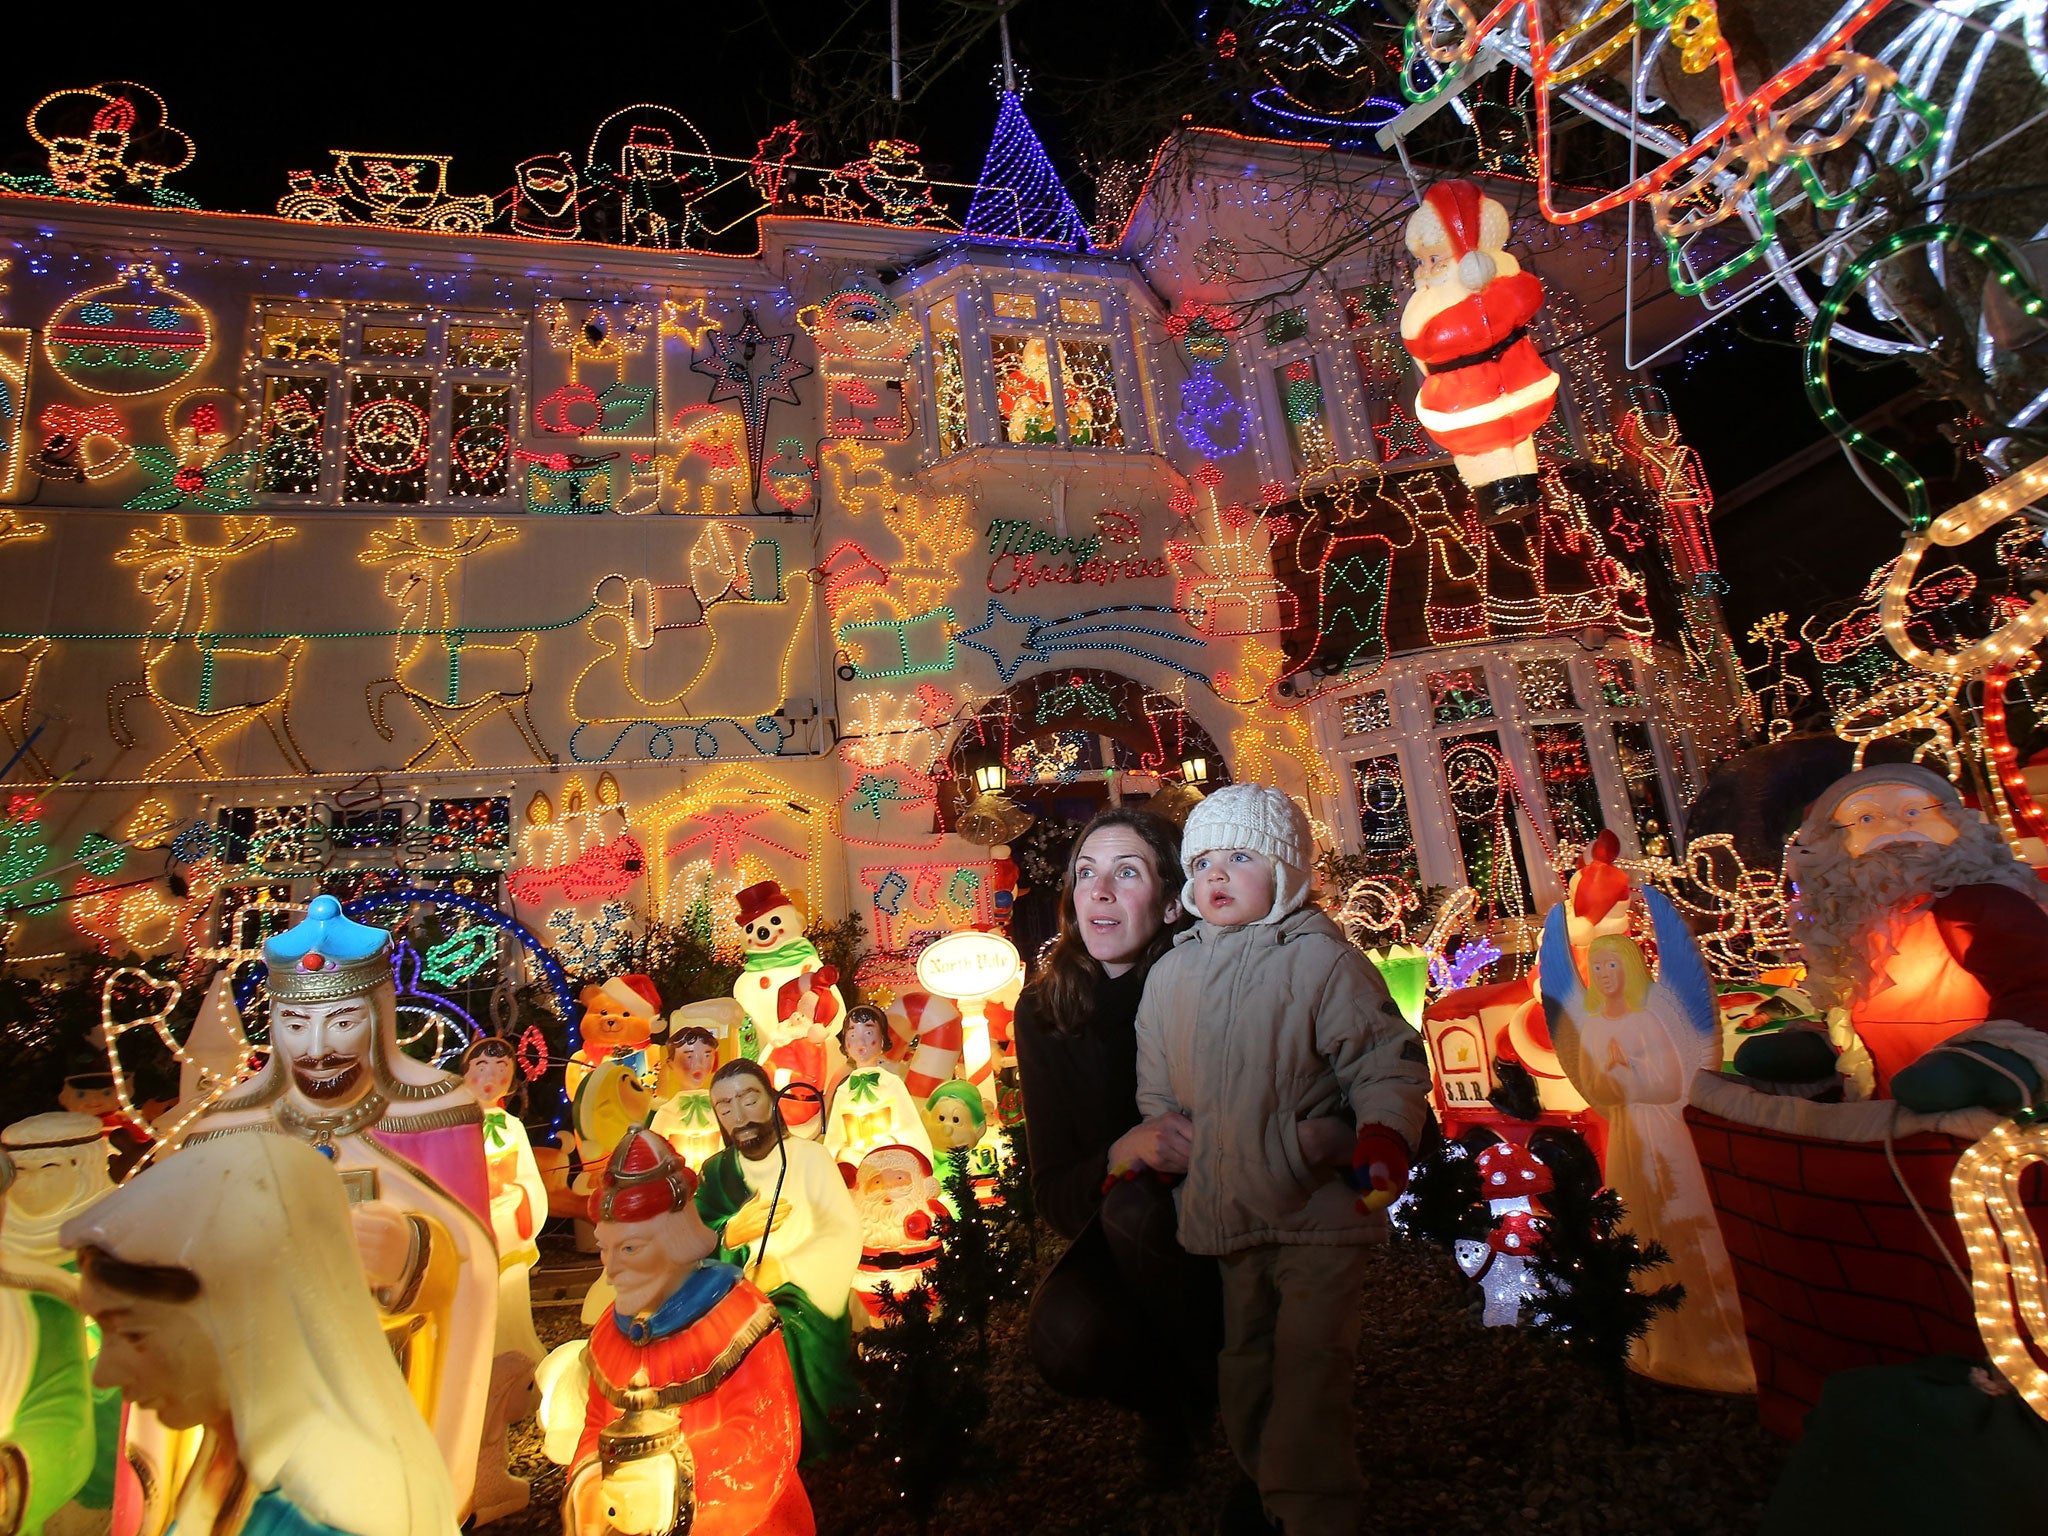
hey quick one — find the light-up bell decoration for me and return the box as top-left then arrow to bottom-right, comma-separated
955,761 -> 1034,848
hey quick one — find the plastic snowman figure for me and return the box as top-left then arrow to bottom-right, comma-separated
1399,177 -> 1561,521
731,880 -> 843,1135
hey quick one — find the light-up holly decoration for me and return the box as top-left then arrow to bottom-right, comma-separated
1399,180 -> 1560,522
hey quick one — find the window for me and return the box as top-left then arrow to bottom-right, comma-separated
989,331 -> 1125,449
1517,657 -> 1577,713
1427,668 -> 1493,724
250,303 -> 525,505
1611,719 -> 1676,856
1343,282 -> 1435,468
1339,688 -> 1391,736
1351,753 -> 1422,889
1274,357 -> 1336,474
929,303 -> 969,457
1440,733 -> 1534,918
1529,722 -> 1603,846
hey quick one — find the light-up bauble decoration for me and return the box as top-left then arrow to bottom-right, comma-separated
44,263 -> 212,397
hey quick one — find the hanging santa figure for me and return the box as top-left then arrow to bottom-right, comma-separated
731,881 -> 842,1134
1400,178 -> 1561,523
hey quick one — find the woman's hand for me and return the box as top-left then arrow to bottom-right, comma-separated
1109,1113 -> 1194,1177
1295,1116 -> 1356,1171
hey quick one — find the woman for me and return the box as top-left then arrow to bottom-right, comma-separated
1013,808 -> 1218,1476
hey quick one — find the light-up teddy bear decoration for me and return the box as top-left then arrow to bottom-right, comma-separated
731,880 -> 842,1135
1400,178 -> 1561,522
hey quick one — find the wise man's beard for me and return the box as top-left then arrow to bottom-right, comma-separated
291,1052 -> 367,1103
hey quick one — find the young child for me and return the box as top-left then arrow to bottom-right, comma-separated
1134,783 -> 1431,1536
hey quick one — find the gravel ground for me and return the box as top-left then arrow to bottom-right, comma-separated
494,1236 -> 1784,1535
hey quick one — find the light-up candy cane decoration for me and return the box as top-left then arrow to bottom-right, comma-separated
1950,1116 -> 2048,1418
99,968 -> 251,1171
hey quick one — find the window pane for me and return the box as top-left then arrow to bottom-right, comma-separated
1265,307 -> 1309,346
1275,358 -> 1335,474
449,383 -> 512,498
931,322 -> 968,456
1530,722 -> 1602,847
1595,656 -> 1639,706
1350,753 -> 1422,889
1353,331 -> 1432,466
992,293 -> 1038,320
261,312 -> 341,363
1058,297 -> 1102,325
1427,667 -> 1493,724
449,324 -> 523,372
343,373 -> 433,504
361,324 -> 428,359
1611,719 -> 1675,856
1440,734 -> 1534,918
992,335 -> 1059,444
1518,657 -> 1577,712
260,375 -> 327,495
1056,338 -> 1124,448
1340,689 -> 1391,736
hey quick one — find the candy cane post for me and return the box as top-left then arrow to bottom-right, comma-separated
890,990 -> 964,1100
911,930 -> 1024,1115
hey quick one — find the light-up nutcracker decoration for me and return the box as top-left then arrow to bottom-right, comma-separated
731,880 -> 842,1135
1400,179 -> 1561,522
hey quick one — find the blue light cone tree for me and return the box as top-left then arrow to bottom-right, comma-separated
965,91 -> 1089,247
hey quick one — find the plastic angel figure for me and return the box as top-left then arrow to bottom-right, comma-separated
1538,888 -> 1754,1393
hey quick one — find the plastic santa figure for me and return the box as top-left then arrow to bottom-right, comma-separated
1768,763 -> 2048,1106
849,1143 -> 948,1326
1400,178 -> 1561,521
823,1005 -> 931,1172
731,881 -> 843,1134
561,1128 -> 811,1536
181,895 -> 497,1517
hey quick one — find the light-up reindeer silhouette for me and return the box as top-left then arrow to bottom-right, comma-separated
360,519 -> 551,770
0,511 -> 53,779
107,516 -> 310,779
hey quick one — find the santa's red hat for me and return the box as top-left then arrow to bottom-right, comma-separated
594,973 -> 661,1018
1407,178 -> 1508,290
589,1127 -> 698,1223
735,879 -> 797,929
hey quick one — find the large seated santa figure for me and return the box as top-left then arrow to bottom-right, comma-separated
1688,763 -> 2048,1437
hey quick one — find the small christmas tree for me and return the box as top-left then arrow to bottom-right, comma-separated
1391,1132 -> 1491,1251
842,1280 -> 991,1534
929,1149 -> 1030,1358
1526,1176 -> 1684,1441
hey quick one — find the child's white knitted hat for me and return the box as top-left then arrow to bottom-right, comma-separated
1179,783 -> 1315,925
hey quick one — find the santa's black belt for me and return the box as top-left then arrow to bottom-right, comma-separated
1430,324 -> 1531,375
861,1244 -> 942,1270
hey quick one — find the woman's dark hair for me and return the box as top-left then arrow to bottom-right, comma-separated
1026,807 -> 1186,1037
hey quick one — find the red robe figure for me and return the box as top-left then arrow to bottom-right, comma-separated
566,1127 -> 812,1536
1400,179 -> 1560,522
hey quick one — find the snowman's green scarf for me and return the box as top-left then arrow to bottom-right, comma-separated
741,938 -> 820,972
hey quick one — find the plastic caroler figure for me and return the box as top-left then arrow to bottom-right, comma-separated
1400,178 -> 1561,522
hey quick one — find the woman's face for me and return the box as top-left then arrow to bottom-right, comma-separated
80,1280 -> 229,1431
1069,825 -> 1177,977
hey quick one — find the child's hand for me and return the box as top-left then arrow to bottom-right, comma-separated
1347,1125 -> 1411,1212
1110,1114 -> 1193,1176
1295,1116 -> 1355,1170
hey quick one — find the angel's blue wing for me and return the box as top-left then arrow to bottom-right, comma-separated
1536,901 -> 1582,1034
1645,887 -> 1718,1041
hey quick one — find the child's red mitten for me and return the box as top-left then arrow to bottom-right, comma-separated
1348,1125 -> 1411,1213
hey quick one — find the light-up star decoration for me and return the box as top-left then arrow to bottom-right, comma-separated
1375,401 -> 1431,460
690,309 -> 811,504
